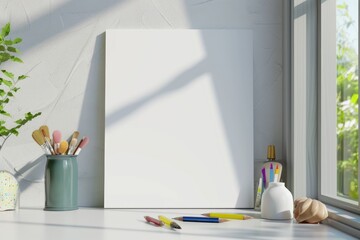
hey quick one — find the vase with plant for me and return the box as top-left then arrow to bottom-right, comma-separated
0,22 -> 41,211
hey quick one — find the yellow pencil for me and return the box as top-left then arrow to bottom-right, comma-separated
202,213 -> 253,220
158,215 -> 182,229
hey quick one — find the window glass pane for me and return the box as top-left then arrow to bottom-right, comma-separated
336,0 -> 358,201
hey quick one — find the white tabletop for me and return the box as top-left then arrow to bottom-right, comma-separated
0,208 -> 354,239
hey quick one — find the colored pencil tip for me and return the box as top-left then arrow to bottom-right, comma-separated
202,213 -> 210,217
220,219 -> 230,223
170,222 -> 181,229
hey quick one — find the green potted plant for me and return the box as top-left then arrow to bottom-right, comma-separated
0,22 -> 41,211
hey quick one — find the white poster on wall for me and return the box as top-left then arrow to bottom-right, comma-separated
105,29 -> 253,208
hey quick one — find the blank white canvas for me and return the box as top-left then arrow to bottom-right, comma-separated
104,29 -> 253,208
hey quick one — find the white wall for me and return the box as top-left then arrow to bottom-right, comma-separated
0,0 -> 283,207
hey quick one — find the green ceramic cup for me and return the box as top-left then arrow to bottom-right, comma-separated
44,155 -> 78,211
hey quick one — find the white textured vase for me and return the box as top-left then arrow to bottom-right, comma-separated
261,182 -> 293,220
0,170 -> 19,211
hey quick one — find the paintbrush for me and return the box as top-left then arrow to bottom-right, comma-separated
71,131 -> 79,140
39,125 -> 55,155
52,130 -> 62,154
67,138 -> 77,155
67,131 -> 79,155
32,130 -> 51,155
58,140 -> 69,155
73,136 -> 89,156
39,125 -> 50,140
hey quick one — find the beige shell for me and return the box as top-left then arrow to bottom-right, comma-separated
294,197 -> 328,224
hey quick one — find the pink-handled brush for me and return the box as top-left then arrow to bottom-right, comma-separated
52,130 -> 62,154
73,137 -> 89,156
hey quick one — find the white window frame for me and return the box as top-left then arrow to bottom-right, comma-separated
291,0 -> 360,214
318,0 -> 360,214
290,1 -> 360,236
291,0 -> 318,201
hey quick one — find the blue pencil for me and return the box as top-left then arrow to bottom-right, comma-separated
269,163 -> 274,182
173,216 -> 228,223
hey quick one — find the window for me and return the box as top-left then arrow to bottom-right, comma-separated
320,0 -> 359,211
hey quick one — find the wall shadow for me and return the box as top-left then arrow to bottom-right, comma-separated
105,60 -> 207,127
11,0 -> 127,54
12,155 -> 46,194
76,33 -> 106,207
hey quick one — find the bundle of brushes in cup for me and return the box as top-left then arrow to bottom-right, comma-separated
32,125 -> 89,156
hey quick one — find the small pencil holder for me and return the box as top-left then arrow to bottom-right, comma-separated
44,155 -> 78,211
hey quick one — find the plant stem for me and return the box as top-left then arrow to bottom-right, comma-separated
0,134 -> 11,153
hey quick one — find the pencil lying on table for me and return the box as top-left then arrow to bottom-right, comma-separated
158,215 -> 181,229
173,216 -> 228,223
201,213 -> 253,220
144,216 -> 163,227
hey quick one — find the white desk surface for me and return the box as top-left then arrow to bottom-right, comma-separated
0,208 -> 354,239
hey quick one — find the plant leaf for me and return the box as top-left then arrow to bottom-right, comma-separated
9,128 -> 19,136
1,70 -> 14,79
4,40 -> 13,45
2,79 -> 12,87
7,46 -> 18,53
17,75 -> 28,80
0,52 -> 11,62
15,119 -> 24,124
10,56 -> 23,63
13,38 -> 22,44
12,87 -> 20,92
0,127 -> 10,137
1,23 -> 10,38
0,110 -> 11,117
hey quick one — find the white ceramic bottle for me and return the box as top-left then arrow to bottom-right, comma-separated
261,182 -> 293,220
